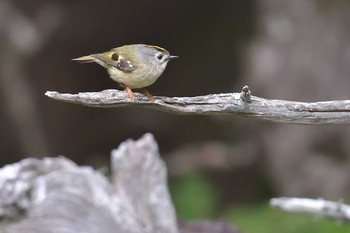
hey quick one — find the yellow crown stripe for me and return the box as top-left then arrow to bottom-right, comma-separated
145,45 -> 166,51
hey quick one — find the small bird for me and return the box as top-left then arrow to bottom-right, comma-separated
72,44 -> 178,100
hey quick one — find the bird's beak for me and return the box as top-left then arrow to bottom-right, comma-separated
166,55 -> 179,61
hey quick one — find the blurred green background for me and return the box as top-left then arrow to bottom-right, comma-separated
171,171 -> 350,233
1,1 -> 350,232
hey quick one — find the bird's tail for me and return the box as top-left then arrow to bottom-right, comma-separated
72,55 -> 96,63
72,53 -> 114,68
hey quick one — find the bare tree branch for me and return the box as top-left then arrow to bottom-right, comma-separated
270,197 -> 350,223
45,86 -> 350,125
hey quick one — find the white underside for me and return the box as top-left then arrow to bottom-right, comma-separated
107,63 -> 167,89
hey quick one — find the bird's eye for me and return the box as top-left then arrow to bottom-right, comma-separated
156,54 -> 164,60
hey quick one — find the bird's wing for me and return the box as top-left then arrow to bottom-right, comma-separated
94,52 -> 137,73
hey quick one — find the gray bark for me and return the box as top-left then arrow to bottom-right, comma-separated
45,87 -> 350,125
0,134 -> 178,233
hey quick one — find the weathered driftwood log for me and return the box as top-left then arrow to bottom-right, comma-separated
45,86 -> 350,125
0,134 -> 240,233
0,134 -> 178,233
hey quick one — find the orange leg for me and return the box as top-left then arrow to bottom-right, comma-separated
124,87 -> 136,101
142,89 -> 155,100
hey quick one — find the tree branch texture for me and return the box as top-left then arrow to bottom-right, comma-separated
46,86 -> 350,125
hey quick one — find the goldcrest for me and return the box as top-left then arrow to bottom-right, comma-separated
73,44 -> 178,100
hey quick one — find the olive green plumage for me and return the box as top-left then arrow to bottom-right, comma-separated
73,44 -> 178,95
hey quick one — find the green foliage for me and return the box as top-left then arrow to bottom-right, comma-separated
170,172 -> 220,220
170,173 -> 350,233
224,204 -> 350,233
